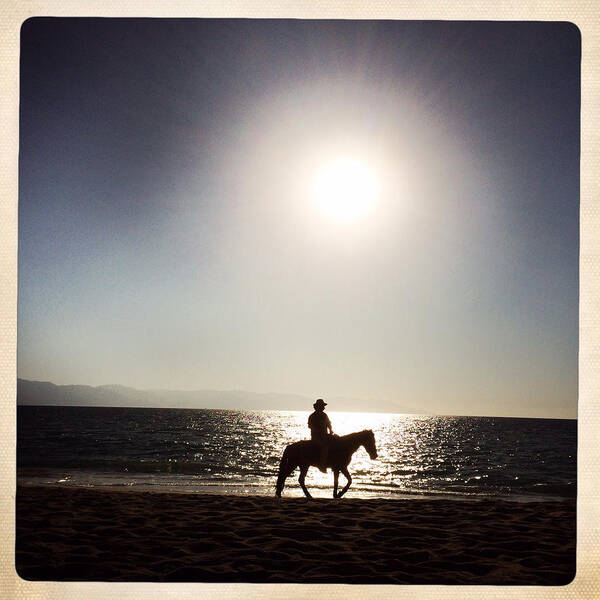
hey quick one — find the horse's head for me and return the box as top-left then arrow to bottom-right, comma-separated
362,429 -> 378,460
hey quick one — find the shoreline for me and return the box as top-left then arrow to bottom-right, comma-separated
16,478 -> 573,504
16,484 -> 576,584
16,471 -> 576,503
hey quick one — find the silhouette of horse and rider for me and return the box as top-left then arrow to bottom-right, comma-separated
276,399 -> 378,498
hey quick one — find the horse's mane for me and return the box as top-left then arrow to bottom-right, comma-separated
337,429 -> 372,442
299,429 -> 372,446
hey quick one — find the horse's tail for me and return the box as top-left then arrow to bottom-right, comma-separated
275,445 -> 294,497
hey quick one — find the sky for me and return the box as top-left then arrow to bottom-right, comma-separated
18,19 -> 580,418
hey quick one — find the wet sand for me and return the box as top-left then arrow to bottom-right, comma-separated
15,485 -> 575,585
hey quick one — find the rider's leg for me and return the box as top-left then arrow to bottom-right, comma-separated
318,444 -> 328,472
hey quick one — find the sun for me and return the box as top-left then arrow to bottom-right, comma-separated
312,157 -> 379,223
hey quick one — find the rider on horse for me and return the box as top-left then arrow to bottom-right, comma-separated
308,399 -> 333,473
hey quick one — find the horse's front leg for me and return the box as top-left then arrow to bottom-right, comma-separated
298,465 -> 313,499
333,469 -> 340,498
337,466 -> 352,498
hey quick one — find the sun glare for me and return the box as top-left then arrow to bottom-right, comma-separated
313,157 -> 379,223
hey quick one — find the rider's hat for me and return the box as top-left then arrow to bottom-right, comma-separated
314,398 -> 327,409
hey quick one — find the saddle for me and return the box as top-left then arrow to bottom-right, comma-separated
310,433 -> 339,446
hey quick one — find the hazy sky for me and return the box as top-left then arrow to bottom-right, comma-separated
18,19 -> 579,418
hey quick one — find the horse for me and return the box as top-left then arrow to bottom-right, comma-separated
275,429 -> 378,499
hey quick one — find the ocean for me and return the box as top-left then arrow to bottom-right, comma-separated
17,405 -> 576,501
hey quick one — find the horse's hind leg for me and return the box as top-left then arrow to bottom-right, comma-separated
337,466 -> 352,498
298,465 -> 312,499
276,463 -> 297,497
333,470 -> 340,498
275,470 -> 287,498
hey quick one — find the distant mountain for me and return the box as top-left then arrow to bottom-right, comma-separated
16,378 -> 421,414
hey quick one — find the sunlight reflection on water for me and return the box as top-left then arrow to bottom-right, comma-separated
17,406 -> 576,500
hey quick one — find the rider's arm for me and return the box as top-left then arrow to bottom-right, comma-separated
326,415 -> 333,434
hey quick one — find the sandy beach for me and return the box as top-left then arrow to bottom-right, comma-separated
15,484 -> 575,585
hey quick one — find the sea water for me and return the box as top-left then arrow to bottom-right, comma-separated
17,406 -> 576,500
